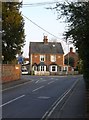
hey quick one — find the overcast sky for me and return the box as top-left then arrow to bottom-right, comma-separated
21,0 -> 75,58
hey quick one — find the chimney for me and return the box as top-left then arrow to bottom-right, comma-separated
43,36 -> 48,44
70,47 -> 73,52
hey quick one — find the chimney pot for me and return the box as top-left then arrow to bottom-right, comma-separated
43,36 -> 48,44
70,47 -> 73,52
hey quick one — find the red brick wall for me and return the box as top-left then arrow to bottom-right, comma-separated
31,54 -> 64,66
2,64 -> 21,83
64,52 -> 78,67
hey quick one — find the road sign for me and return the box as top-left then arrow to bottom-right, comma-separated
18,56 -> 23,64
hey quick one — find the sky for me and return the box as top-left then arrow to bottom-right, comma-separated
20,0 -> 75,58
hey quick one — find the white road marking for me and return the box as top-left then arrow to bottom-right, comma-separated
35,80 -> 47,84
39,80 -> 47,83
2,81 -> 32,92
35,80 -> 39,84
42,79 -> 80,119
60,89 -> 74,111
32,86 -> 44,92
47,90 -> 71,117
42,80 -> 47,82
0,95 -> 25,107
48,81 -> 54,85
41,90 -> 69,119
38,96 -> 50,99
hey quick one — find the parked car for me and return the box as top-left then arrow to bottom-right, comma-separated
22,69 -> 28,75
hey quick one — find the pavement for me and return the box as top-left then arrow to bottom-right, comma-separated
2,75 -> 88,119
49,77 -> 87,119
2,76 -> 31,90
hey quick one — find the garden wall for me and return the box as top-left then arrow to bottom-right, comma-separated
2,64 -> 21,83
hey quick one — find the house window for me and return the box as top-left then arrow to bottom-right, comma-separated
63,66 -> 68,71
40,66 -> 44,71
33,66 -> 37,71
50,65 -> 57,72
52,66 -> 56,71
40,55 -> 45,62
51,55 -> 56,62
59,66 -> 62,71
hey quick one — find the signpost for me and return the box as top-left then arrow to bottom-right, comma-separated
18,54 -> 23,64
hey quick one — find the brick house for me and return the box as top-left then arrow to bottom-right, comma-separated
64,47 -> 79,71
29,36 -> 67,75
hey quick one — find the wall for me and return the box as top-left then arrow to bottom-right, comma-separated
64,52 -> 78,68
31,53 -> 64,66
2,64 -> 21,83
34,71 -> 50,76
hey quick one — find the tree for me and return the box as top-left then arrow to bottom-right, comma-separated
52,1 -> 89,88
77,59 -> 83,74
0,2 -> 2,64
65,57 -> 74,67
2,2 -> 25,63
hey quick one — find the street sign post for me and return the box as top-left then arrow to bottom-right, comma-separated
18,55 -> 23,64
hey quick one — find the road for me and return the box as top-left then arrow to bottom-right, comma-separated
2,75 -> 86,119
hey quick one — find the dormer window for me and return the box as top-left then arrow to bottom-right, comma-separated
40,55 -> 45,62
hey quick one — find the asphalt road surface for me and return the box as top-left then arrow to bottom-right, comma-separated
2,75 -> 86,119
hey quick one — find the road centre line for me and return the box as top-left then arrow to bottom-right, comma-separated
42,80 -> 47,82
0,95 -> 25,108
2,81 -> 32,92
35,80 -> 47,84
35,80 -> 39,83
39,80 -> 47,83
32,86 -> 44,92
48,81 -> 55,85
38,96 -> 50,99
41,79 -> 80,119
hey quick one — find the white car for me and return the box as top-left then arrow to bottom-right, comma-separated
22,69 -> 28,75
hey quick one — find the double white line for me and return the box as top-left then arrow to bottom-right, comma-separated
41,79 -> 80,119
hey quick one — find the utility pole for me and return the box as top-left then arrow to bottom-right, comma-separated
68,42 -> 69,67
66,41 -> 70,74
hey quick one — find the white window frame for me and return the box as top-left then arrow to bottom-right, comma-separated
40,55 -> 45,62
59,66 -> 62,71
52,66 -> 56,71
50,65 -> 57,72
63,66 -> 68,71
40,66 -> 46,71
33,66 -> 37,71
50,55 -> 56,62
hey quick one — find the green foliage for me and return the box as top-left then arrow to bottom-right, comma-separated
53,2 -> 89,88
65,57 -> 74,67
2,2 -> 25,63
77,59 -> 83,74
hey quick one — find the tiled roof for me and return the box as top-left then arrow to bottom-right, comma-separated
30,42 -> 64,54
